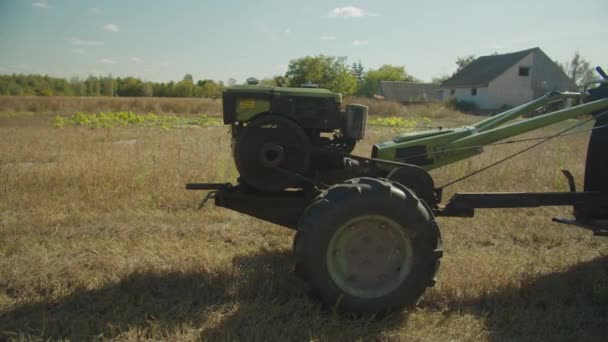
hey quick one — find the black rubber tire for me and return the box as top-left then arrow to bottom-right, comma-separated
293,177 -> 442,313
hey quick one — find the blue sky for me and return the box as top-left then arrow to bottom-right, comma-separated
1,0 -> 606,83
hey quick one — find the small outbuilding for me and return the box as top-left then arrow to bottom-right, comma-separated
377,81 -> 441,103
440,47 -> 576,110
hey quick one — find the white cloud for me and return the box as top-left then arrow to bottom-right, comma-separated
98,58 -> 115,64
103,24 -> 120,32
32,2 -> 51,9
13,65 -> 32,70
352,40 -> 369,46
130,57 -> 143,63
71,48 -> 85,54
284,28 -> 291,34
90,7 -> 100,13
67,37 -> 104,46
328,6 -> 375,18
320,35 -> 336,41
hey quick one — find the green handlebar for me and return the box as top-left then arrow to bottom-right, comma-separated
372,91 -> 608,171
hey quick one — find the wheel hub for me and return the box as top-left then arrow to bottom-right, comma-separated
327,215 -> 413,298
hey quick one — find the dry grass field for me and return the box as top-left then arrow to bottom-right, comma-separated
0,96 -> 606,341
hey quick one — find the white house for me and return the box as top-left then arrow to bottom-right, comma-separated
440,47 -> 576,110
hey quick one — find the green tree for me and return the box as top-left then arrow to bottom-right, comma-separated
116,77 -> 144,97
351,61 -> 365,84
359,64 -> 415,97
195,79 -> 223,98
70,77 -> 86,96
143,82 -> 154,97
173,79 -> 194,97
183,74 -> 194,82
85,76 -> 101,96
101,75 -> 115,96
284,55 -> 358,94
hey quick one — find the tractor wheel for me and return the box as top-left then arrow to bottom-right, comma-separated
293,177 -> 442,313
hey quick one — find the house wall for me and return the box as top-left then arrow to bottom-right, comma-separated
484,52 -> 535,109
444,87 -> 492,107
530,50 -> 578,98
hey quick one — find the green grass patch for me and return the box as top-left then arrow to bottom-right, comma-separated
368,116 -> 432,129
53,111 -> 223,129
0,111 -> 37,118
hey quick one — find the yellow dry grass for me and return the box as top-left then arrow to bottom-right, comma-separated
0,98 -> 606,341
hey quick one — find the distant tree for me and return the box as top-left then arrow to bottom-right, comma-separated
85,76 -> 101,96
192,84 -> 203,97
558,52 -> 595,89
152,82 -> 168,97
284,55 -> 358,94
143,82 -> 154,97
101,75 -> 115,96
432,74 -> 451,84
117,77 -> 144,97
455,55 -> 476,73
70,76 -> 86,96
227,78 -> 237,86
431,55 -> 476,85
351,61 -> 365,84
183,74 -> 194,82
257,76 -> 286,87
257,78 -> 274,86
173,79 -> 194,97
197,79 -> 223,98
358,64 -> 415,97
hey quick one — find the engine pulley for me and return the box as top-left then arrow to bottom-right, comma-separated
233,115 -> 311,192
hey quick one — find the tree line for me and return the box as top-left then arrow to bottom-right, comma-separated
0,52 -> 597,98
0,74 -> 224,98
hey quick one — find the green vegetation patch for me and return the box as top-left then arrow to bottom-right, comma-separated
368,116 -> 432,129
54,111 -> 223,129
0,111 -> 38,118
52,111 -> 432,130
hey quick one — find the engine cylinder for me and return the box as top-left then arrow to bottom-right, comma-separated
343,104 -> 368,140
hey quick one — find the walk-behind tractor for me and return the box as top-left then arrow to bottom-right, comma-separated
187,68 -> 608,313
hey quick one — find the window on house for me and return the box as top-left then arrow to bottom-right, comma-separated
519,66 -> 530,76
471,88 -> 477,96
450,89 -> 455,96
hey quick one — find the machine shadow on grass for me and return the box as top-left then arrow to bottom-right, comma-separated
0,249 -> 407,340
427,254 -> 608,341
1,251 -> 606,340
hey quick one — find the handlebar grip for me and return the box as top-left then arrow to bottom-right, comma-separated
597,66 -> 608,81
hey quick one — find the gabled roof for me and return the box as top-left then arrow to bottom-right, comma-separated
379,81 -> 441,102
441,47 -> 540,88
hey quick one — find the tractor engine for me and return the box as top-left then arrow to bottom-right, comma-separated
222,85 -> 368,192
